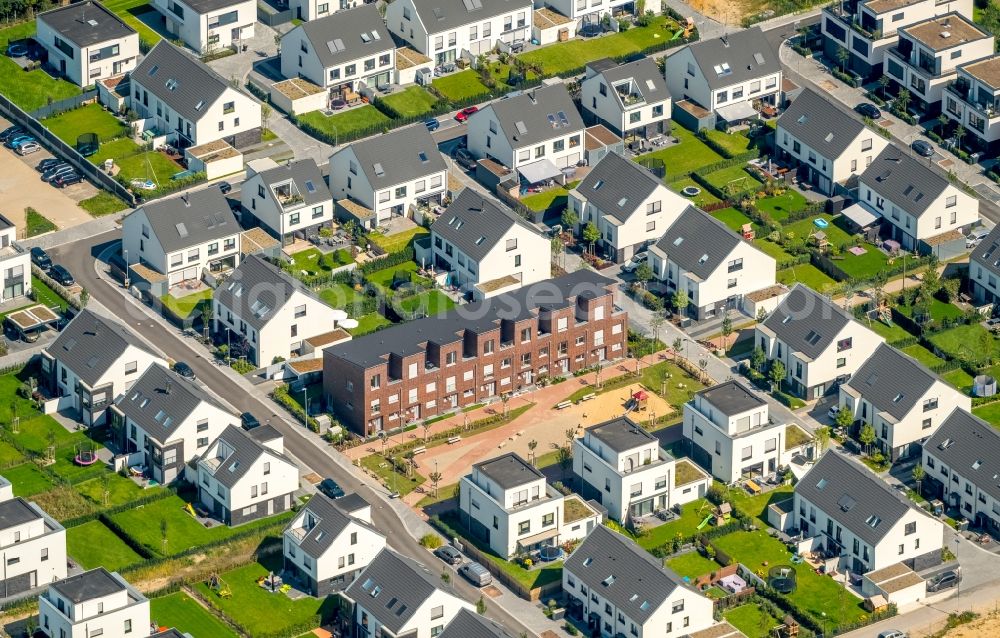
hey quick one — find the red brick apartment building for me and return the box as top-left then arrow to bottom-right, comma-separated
323,271 -> 628,436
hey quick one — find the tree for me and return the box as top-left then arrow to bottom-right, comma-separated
698,358 -> 708,382
673,289 -> 688,318
100,473 -> 112,507
720,312 -> 733,351
422,420 -> 431,442
672,337 -> 683,361
429,470 -> 443,497
750,346 -> 765,372
476,596 -> 487,615
815,426 -> 830,453
160,518 -> 168,554
557,446 -> 572,477
767,360 -> 785,392
78,287 -> 89,308
835,405 -> 854,432
550,236 -> 563,267
202,303 -> 213,340
937,113 -> 948,136
403,451 -> 415,478
954,124 -> 966,151
756,306 -> 768,323
912,463 -> 926,496
859,423 -> 877,456
896,88 -> 911,115
836,46 -> 849,72
878,73 -> 890,99
561,208 -> 579,231
565,428 -> 576,450
634,262 -> 653,289
582,222 -> 600,255
527,439 -> 538,465
500,392 -> 510,419
261,103 -> 273,135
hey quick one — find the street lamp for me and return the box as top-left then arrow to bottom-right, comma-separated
302,387 -> 309,419
954,537 -> 961,606
123,249 -> 130,289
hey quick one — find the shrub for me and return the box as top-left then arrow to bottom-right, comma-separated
420,533 -> 443,549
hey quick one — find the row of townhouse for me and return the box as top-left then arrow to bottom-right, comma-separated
0,487 -> 66,598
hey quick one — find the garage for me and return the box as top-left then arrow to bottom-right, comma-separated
1,570 -> 36,597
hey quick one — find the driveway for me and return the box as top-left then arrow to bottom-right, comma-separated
0,143 -> 95,233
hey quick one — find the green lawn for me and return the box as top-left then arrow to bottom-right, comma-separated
942,368 -> 975,395
0,22 -> 81,111
101,0 -> 163,47
31,275 -> 69,312
754,239 -> 794,265
521,180 -> 579,214
777,263 -> 837,293
26,208 -> 57,237
711,207 -> 754,233
298,105 -> 392,142
666,550 -> 719,580
67,520 -> 143,571
4,462 -> 56,496
379,85 -> 441,117
754,190 -> 809,222
725,483 -> 793,527
347,312 -> 392,336
76,473 -> 162,508
896,298 -> 965,324
151,592 -> 239,638
0,440 -> 25,467
702,164 -> 762,193
360,454 -> 425,496
899,344 -> 945,369
703,129 -> 753,157
929,323 -> 1000,363
49,447 -> 111,484
973,401 -> 1000,427
42,103 -> 127,145
724,603 -> 783,638
432,69 -> 491,101
398,290 -> 456,316
369,226 -> 429,253
638,360 -> 708,406
669,177 -> 723,208
161,288 -> 212,319
89,139 -> 186,185
637,125 -> 723,181
638,499 -> 713,549
7,416 -> 82,455
290,247 -> 353,276
865,318 -> 915,344
80,192 -> 130,217
366,261 -> 429,289
318,282 -> 368,310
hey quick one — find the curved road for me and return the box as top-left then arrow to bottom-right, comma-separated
49,230 -> 536,637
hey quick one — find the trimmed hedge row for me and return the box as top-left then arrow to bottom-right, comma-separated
61,485 -> 175,529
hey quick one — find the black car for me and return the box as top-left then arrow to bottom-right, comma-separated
424,118 -> 440,132
912,139 -> 935,157
50,264 -> 74,286
37,158 -> 64,172
173,361 -> 195,379
455,147 -> 477,171
30,246 -> 52,271
317,478 -> 345,499
240,412 -> 261,430
53,172 -> 83,187
854,103 -> 882,119
218,181 -> 233,195
927,570 -> 961,592
434,546 -> 462,565
42,164 -> 74,182
0,125 -> 24,142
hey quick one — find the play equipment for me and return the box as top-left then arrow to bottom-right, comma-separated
813,218 -> 829,229
73,442 -> 98,466
768,565 -> 797,594
714,503 -> 732,525
184,503 -> 197,518
741,223 -> 755,240
974,374 -> 997,397
539,546 -> 565,561
258,572 -> 284,592
625,390 -> 649,414
696,515 -> 713,530
209,574 -> 232,598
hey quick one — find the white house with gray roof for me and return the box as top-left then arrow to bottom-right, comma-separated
0,497 -> 66,598
649,206 -> 775,321
241,158 -> 333,245
664,27 -> 781,128
426,189 -> 550,299
0,214 -> 30,305
122,185 -> 241,288
580,58 -> 671,140
36,1 -> 139,87
110,363 -> 237,484
569,152 -> 687,264
466,84 -> 586,180
130,41 -> 261,148
150,0 -> 255,53
289,0 -> 360,22
385,0 -> 532,65
969,223 -> 1000,305
793,451 -> 943,573
197,425 -> 299,526
343,549 -> 473,638
563,525 -> 715,638
329,124 -> 448,228
38,569 -> 149,638
775,88 -> 890,196
839,343 -> 970,461
40,309 -> 166,427
859,146 -> 979,257
0,475 -> 11,502
283,493 -> 386,596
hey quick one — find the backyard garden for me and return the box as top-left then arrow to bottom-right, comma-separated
0,21 -> 81,111
296,105 -> 392,144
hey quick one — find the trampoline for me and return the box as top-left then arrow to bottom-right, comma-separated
974,375 -> 997,397
539,546 -> 564,561
74,443 -> 99,466
768,565 -> 797,594
681,186 -> 701,197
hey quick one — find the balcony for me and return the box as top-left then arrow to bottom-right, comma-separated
615,83 -> 645,107
272,182 -> 305,209
945,81 -> 1000,120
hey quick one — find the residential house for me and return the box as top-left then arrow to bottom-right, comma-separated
280,6 -> 394,103
859,145 -> 979,256
459,452 -> 601,558
36,1 -> 139,87
241,158 -> 333,245
775,87 -> 890,195
150,0 -> 255,54
664,27 -> 781,128
425,189 -> 550,299
40,309 -> 166,427
385,0 -> 533,65
838,343 -> 971,460
943,56 -> 1000,153
0,498 -> 66,597
885,13 -> 994,113
793,451 -> 944,573
131,41 -> 262,148
0,214 -> 32,303
197,425 -> 300,526
214,255 -> 346,366
289,0 -> 361,22
969,223 -> 1000,305
574,416 -> 709,524
283,493 -> 387,596
438,609 -> 515,638
109,363 -> 237,484
755,283 -> 885,398
0,475 -> 11,502
648,206 -> 776,321
329,124 -> 448,228
323,270 -> 628,436
539,0 -> 659,23
562,525 -> 715,638
580,57 -> 671,140
38,569 -> 149,638
569,151 -> 687,264
122,186 -> 241,288
466,84 -> 586,181
343,549 -> 473,638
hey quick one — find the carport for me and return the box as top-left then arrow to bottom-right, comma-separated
4,304 -> 60,342
518,158 -> 564,186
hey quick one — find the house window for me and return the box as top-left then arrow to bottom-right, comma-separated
518,520 -> 530,534
837,338 -> 852,352
646,221 -> 655,232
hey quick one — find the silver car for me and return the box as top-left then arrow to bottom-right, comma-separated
458,561 -> 493,587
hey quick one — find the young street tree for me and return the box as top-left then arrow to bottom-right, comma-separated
859,423 -> 877,456
767,360 -> 785,392
912,463 -> 926,496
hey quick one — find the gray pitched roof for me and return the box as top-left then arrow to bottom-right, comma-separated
575,151 -> 662,223
254,159 -> 331,208
925,409 -> 1000,504
482,84 -> 584,150
845,343 -> 938,421
290,493 -> 379,559
346,124 -> 448,190
474,452 -> 543,490
345,549 -> 442,633
132,185 -> 238,254
296,5 -> 392,69
696,380 -> 766,416
564,525 -> 684,624
116,363 -> 231,444
439,608 -> 513,638
47,309 -> 157,388
688,27 -> 779,90
132,41 -> 230,123
761,284 -> 858,360
654,206 -> 741,280
0,497 -> 44,531
411,0 -> 532,34
214,255 -> 318,333
203,426 -> 294,489
431,189 -> 532,262
971,224 -> 1000,279
795,451 -> 910,546
596,57 -> 670,108
51,569 -> 127,604
860,146 -> 950,217
586,416 -> 659,454
38,1 -> 135,47
777,88 -> 867,159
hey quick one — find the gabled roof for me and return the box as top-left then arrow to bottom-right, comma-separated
0,497 -> 44,531
410,0 -> 532,34
777,88 -> 867,158
860,146 -> 951,217
586,416 -> 659,454
575,152 -> 662,223
295,5 -> 392,69
345,550 -> 444,633
845,343 -> 939,421
971,224 -> 1000,279
116,363 -> 231,444
214,255 -> 321,333
925,409 -> 1000,504
483,84 -> 584,149
564,525 -> 685,624
51,568 -> 128,604
430,189 -> 535,262
132,41 -> 231,124
795,451 -> 911,546
287,493 -> 381,559
687,27 -> 780,90
653,206 -> 742,280
130,184 -> 238,254
593,57 -> 670,108
202,426 -> 294,489
47,309 -> 158,388
474,452 -> 543,490
439,608 -> 514,638
252,159 -> 331,208
761,284 -> 867,360
38,1 -> 136,47
345,124 -> 447,191
696,380 -> 766,416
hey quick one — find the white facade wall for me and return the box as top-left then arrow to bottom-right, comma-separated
0,503 -> 66,593
126,400 -> 236,471
386,0 -> 533,62
52,346 -> 166,426
130,78 -> 260,147
355,588 -> 473,638
288,0 -> 360,22
466,109 -> 585,170
283,517 -> 386,585
280,28 -> 395,91
664,46 -> 781,113
329,147 -> 447,224
944,73 -> 1000,145
35,21 -> 139,87
542,0 -> 659,21
885,31 -> 994,108
923,447 -> 1000,527
775,126 -> 889,195
198,450 -> 299,515
39,583 -> 149,638
241,174 -> 334,242
858,179 -> 979,247
152,0 -> 255,53
580,74 -> 671,136
0,245 -> 32,304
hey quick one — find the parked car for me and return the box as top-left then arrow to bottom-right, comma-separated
0,126 -> 24,142
16,142 -> 40,155
827,404 -> 842,421
218,181 -> 233,195
424,118 -> 440,132
30,246 -> 52,271
173,361 -> 195,379
459,562 -> 493,587
911,139 -> 934,157
877,631 -> 907,638
854,103 -> 882,119
43,165 -> 76,183
621,252 -> 647,273
317,478 -> 345,499
6,43 -> 27,58
968,228 -> 991,248
454,147 -> 477,171
53,172 -> 83,187
36,158 -> 65,172
5,135 -> 34,149
240,412 -> 261,430
50,264 -> 75,287
455,106 -> 479,122
10,137 -> 36,151
927,570 -> 961,592
434,546 -> 462,565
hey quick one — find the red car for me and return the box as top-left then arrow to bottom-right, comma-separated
455,106 -> 479,122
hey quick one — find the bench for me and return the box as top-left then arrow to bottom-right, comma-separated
581,393 -> 596,402
447,436 -> 462,444
555,401 -> 572,410
412,446 -> 427,455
